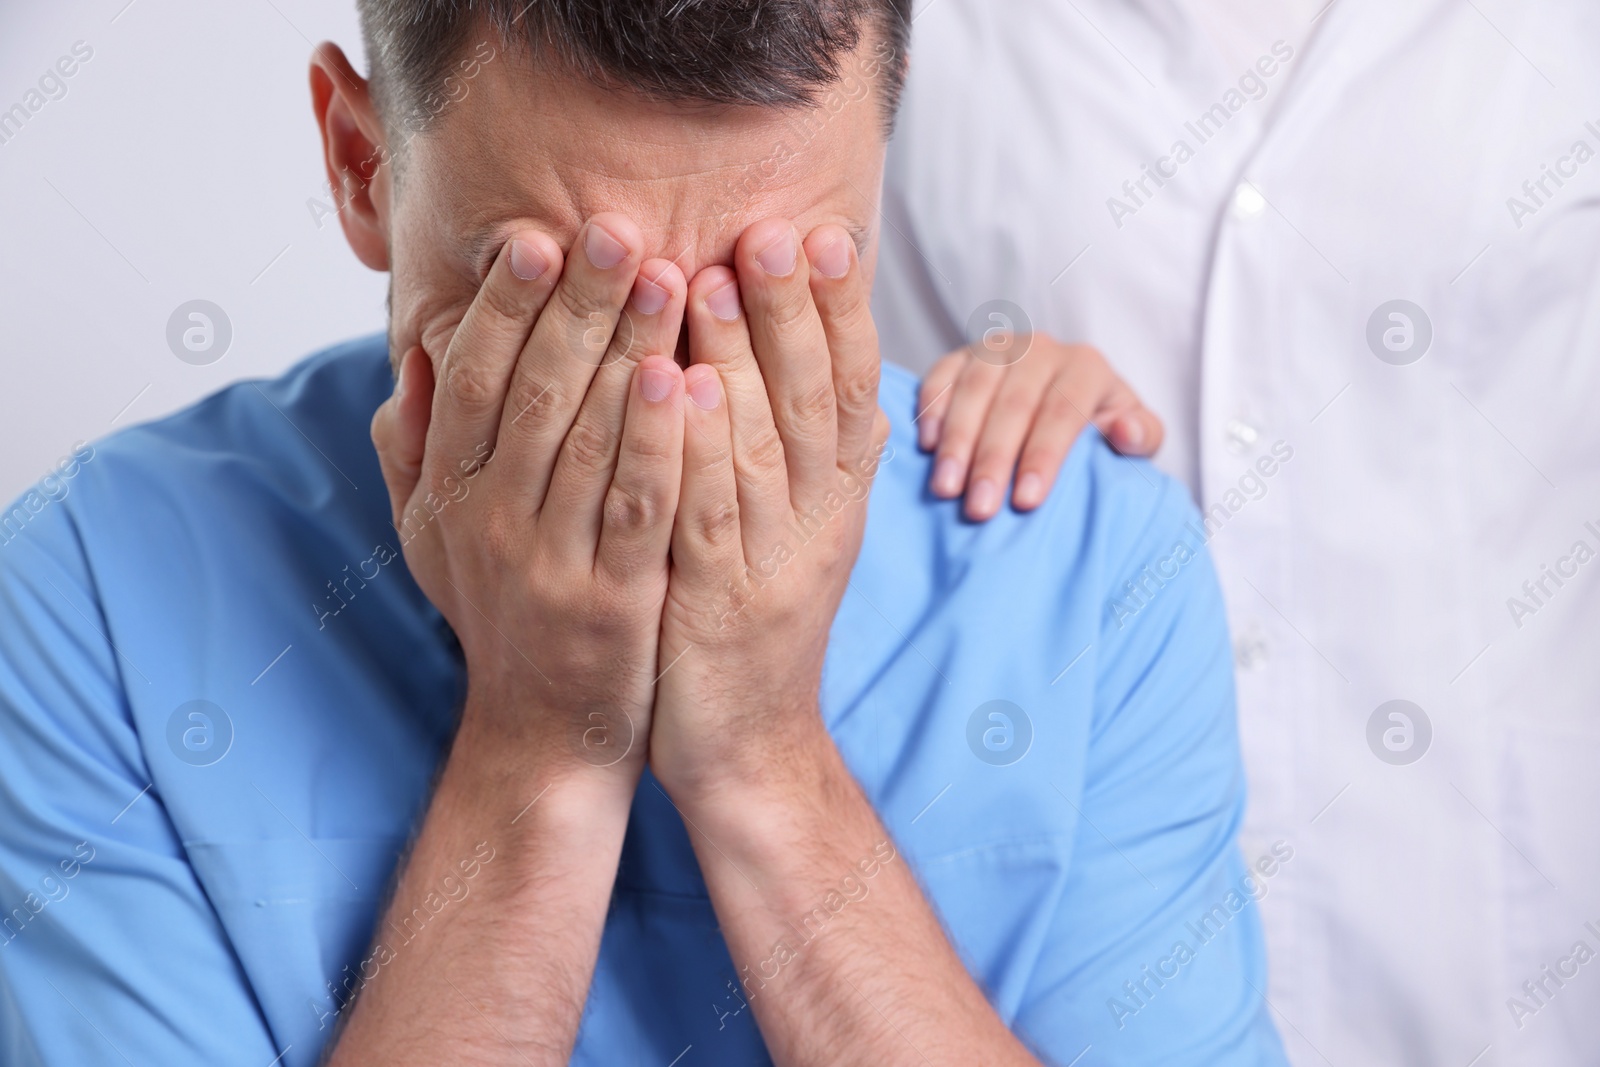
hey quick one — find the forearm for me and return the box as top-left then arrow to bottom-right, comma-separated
646,213 -> 1029,1061
327,700 -> 635,1066
681,723 -> 1037,1067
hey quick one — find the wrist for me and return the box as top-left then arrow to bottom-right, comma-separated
447,701 -> 641,830
458,671 -> 648,779
666,714 -> 847,842
650,665 -> 828,790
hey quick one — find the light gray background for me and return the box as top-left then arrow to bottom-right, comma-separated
0,1 -> 387,503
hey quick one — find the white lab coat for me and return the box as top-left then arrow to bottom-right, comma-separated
872,1 -> 1600,1064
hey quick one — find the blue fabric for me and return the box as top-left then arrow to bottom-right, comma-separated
0,334 -> 1285,1066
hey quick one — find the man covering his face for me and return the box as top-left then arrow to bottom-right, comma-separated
0,2 -> 1285,1064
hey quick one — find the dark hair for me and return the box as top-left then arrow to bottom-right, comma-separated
357,0 -> 911,132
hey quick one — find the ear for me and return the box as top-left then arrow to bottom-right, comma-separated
310,42 -> 391,272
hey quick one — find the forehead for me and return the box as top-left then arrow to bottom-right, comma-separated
401,39 -> 887,278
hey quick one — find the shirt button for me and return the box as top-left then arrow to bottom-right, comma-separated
1225,415 -> 1259,454
1230,182 -> 1267,221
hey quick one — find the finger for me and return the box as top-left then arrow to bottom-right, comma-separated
424,230 -> 563,496
1012,373 -> 1100,510
929,357 -> 1004,500
543,259 -> 687,555
594,356 -> 684,581
685,266 -> 790,558
371,346 -> 434,530
916,349 -> 967,451
673,364 -> 741,601
804,224 -> 880,477
734,218 -> 837,507
964,358 -> 1058,521
496,213 -> 645,513
1095,396 -> 1165,457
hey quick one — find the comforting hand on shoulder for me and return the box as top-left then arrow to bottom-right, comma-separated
918,336 -> 1163,520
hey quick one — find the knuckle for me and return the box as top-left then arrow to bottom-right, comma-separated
741,426 -> 788,477
972,442 -> 1020,476
478,275 -> 533,326
563,418 -> 619,472
502,374 -> 565,435
821,280 -> 873,333
937,427 -> 977,460
759,286 -> 815,337
442,358 -> 504,417
778,377 -> 836,431
835,367 -> 880,416
692,500 -> 741,548
555,282 -> 619,342
623,427 -> 676,464
603,484 -> 662,533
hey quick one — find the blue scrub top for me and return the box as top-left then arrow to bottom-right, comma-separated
0,335 -> 1285,1066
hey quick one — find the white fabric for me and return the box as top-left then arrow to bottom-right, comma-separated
873,1 -> 1600,1063
1178,0 -> 1320,99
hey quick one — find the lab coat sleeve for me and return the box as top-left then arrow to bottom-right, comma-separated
0,498 -> 281,1066
1012,472 -> 1289,1065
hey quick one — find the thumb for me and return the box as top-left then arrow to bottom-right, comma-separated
1100,407 -> 1163,457
371,346 -> 434,528
1090,376 -> 1163,458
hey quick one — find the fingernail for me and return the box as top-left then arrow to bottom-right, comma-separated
641,365 -> 674,403
815,235 -> 850,279
632,276 -> 669,315
932,457 -> 964,497
1014,472 -> 1044,509
967,478 -> 1002,518
510,238 -> 547,281
686,368 -> 721,410
1119,416 -> 1146,450
586,224 -> 628,270
918,415 -> 941,451
756,228 -> 797,276
706,282 -> 741,321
